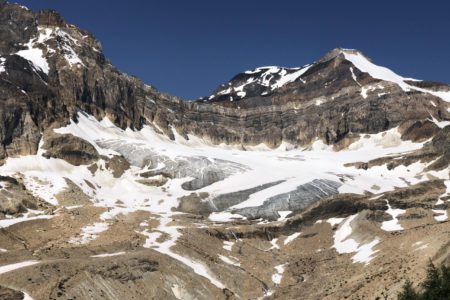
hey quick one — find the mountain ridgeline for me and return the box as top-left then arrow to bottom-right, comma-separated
1,1 -> 450,164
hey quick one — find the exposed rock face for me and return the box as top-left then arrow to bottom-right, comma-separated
0,285 -> 23,300
0,2 -> 164,162
43,133 -> 99,166
0,175 -> 40,217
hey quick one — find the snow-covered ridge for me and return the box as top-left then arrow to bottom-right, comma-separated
342,50 -> 450,102
13,26 -> 85,74
209,64 -> 311,101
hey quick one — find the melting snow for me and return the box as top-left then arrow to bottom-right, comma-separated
271,264 -> 286,284
23,292 -> 34,300
332,214 -> 379,264
381,201 -> 406,231
284,232 -> 301,245
91,251 -> 126,258
277,210 -> 292,221
327,217 -> 345,226
223,241 -> 234,251
0,260 -> 39,275
218,255 -> 240,266
141,216 -> 225,289
70,222 -> 109,245
432,209 -> 448,222
269,238 -> 280,250
429,115 -> 450,129
209,212 -> 245,222
0,212 -> 54,229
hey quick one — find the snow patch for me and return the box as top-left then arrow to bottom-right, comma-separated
218,255 -> 240,266
0,57 -> 5,74
284,232 -> 301,245
381,201 -> 406,231
91,251 -> 126,258
277,210 -> 292,221
223,241 -> 234,251
0,260 -> 39,275
327,217 -> 345,226
271,264 -> 286,284
70,222 -> 109,245
432,209 -> 448,222
22,292 -> 34,300
0,212 -> 54,229
141,217 -> 225,289
332,214 -> 379,264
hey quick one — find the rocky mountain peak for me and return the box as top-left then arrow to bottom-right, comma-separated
317,47 -> 370,63
200,47 -> 378,106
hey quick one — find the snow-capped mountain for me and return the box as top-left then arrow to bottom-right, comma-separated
0,2 -> 449,300
203,48 -> 450,108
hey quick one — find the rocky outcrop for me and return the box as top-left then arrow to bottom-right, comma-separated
0,285 -> 23,300
43,133 -> 99,166
0,175 -> 41,217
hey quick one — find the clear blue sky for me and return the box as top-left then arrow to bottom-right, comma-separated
17,0 -> 450,99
